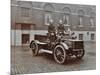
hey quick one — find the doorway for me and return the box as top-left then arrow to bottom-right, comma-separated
22,34 -> 30,45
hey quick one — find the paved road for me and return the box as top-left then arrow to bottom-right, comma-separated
11,42 -> 96,74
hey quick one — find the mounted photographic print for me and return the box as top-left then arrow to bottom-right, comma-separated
11,0 -> 96,74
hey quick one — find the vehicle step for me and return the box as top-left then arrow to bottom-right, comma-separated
39,49 -> 53,54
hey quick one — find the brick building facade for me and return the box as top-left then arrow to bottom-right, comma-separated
11,0 -> 96,46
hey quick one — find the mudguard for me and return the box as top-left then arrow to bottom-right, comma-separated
34,40 -> 47,45
55,42 -> 69,50
60,42 -> 69,50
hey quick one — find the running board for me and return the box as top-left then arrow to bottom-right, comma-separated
39,49 -> 53,54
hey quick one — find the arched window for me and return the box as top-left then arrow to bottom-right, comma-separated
63,7 -> 71,26
43,3 -> 55,25
90,12 -> 95,27
78,9 -> 85,27
44,12 -> 52,25
18,1 -> 32,17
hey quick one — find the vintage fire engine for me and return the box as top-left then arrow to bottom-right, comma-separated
29,27 -> 85,64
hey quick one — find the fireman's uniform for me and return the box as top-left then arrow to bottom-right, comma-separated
48,21 -> 56,43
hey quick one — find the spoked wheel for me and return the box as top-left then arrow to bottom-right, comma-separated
75,49 -> 85,59
53,45 -> 67,64
30,41 -> 39,56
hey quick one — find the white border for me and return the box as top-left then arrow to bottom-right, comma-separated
0,0 -> 98,75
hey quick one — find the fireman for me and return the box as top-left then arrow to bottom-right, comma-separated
57,20 -> 65,35
48,20 -> 55,33
48,20 -> 56,42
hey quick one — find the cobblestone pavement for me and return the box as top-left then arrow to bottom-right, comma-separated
11,42 -> 96,74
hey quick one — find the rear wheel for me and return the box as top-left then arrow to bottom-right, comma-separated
75,49 -> 85,59
53,45 -> 67,64
30,41 -> 39,56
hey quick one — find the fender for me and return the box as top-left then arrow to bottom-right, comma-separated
35,40 -> 47,44
60,42 -> 69,50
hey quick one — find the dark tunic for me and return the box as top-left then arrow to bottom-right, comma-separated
48,24 -> 55,33
58,24 -> 65,33
48,24 -> 56,42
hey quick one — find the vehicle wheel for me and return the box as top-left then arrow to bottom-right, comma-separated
75,49 -> 85,59
53,45 -> 67,64
30,41 -> 39,56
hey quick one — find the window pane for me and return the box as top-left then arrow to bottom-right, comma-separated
79,16 -> 83,25
21,7 -> 29,17
63,15 -> 69,25
79,34 -> 83,40
90,18 -> 94,27
91,33 -> 95,40
45,13 -> 52,25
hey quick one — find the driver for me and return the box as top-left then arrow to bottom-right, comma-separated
48,19 -> 55,33
48,19 -> 56,42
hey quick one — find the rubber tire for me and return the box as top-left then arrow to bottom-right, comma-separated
53,45 -> 67,64
75,49 -> 85,59
30,41 -> 39,56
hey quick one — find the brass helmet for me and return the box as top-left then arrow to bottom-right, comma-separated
49,19 -> 53,24
59,19 -> 63,24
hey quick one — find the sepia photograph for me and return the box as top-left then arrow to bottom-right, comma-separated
11,0 -> 96,74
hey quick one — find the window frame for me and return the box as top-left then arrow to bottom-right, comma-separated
44,13 -> 52,25
79,16 -> 83,27
63,14 -> 70,25
21,7 -> 30,17
91,33 -> 95,40
79,34 -> 84,40
90,17 -> 95,27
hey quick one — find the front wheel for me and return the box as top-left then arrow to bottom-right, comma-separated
53,45 -> 67,64
30,41 -> 39,56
